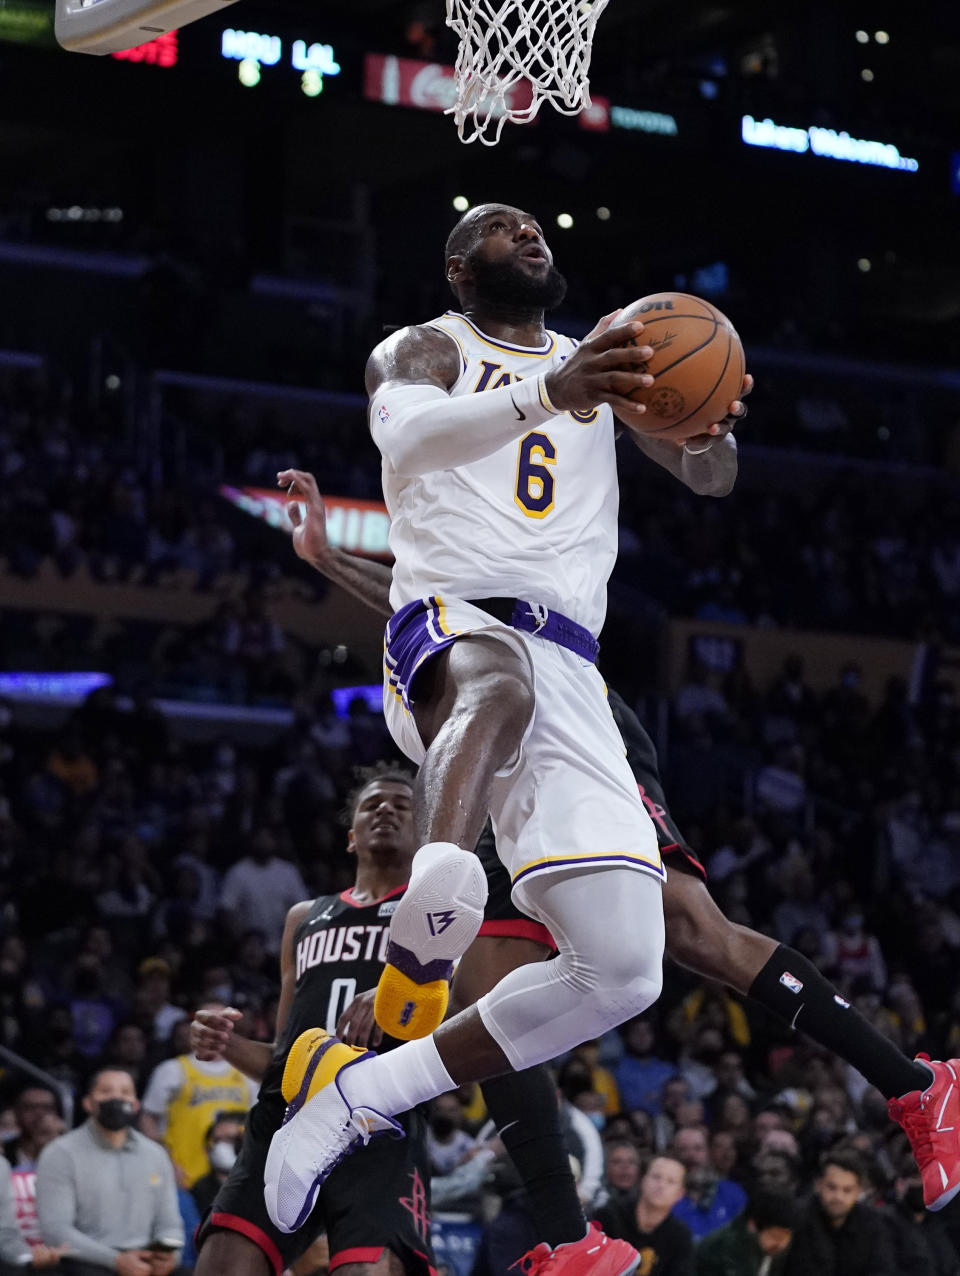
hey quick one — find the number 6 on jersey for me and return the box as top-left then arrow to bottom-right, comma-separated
515,432 -> 557,518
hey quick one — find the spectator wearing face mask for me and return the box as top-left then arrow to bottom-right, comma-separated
557,1057 -> 608,1134
35,1068 -> 184,1276
189,1114 -> 245,1219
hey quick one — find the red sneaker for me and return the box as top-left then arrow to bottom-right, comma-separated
512,1224 -> 640,1275
888,1055 -> 960,1211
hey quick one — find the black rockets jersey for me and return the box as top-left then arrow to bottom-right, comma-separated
262,885 -> 407,1096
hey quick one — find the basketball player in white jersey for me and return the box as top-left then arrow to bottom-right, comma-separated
264,204 -> 749,1261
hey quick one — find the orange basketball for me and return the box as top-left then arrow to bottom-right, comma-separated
617,292 -> 745,440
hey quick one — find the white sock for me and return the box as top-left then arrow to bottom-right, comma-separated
338,1034 -> 455,1116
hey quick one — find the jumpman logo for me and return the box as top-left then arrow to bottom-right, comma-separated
399,1167 -> 430,1241
427,910 -> 457,937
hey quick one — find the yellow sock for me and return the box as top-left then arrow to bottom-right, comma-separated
374,965 -> 449,1041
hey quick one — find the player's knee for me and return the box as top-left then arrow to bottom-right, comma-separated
605,931 -> 663,1005
556,935 -> 661,1003
558,935 -> 662,1024
195,1231 -> 272,1276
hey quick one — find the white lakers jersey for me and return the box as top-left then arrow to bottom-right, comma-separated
380,311 -> 619,638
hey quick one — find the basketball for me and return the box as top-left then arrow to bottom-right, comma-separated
616,292 -> 745,440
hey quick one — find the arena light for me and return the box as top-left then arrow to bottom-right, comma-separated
238,57 -> 260,87
741,114 -> 918,172
0,672 -> 113,699
56,0 -> 238,54
609,105 -> 678,136
452,195 -> 470,212
330,685 -> 384,719
557,213 -> 574,229
110,28 -> 178,65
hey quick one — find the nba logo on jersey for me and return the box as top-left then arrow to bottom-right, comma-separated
378,404 -> 390,424
780,972 -> 804,995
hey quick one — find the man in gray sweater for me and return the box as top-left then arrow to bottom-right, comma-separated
36,1069 -> 183,1276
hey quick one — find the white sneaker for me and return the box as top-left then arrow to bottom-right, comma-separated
264,1033 -> 402,1234
374,842 -> 488,1040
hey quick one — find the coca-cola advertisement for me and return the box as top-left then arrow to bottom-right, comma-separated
363,52 -> 534,120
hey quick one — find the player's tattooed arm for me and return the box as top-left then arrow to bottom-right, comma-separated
367,322 -> 590,476
618,373 -> 751,498
279,468 -> 393,619
627,429 -> 739,497
365,324 -> 463,397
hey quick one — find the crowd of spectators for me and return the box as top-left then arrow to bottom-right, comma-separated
2,367 -> 960,701
0,638 -> 958,1273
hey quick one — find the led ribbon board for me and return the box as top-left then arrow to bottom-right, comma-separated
220,486 -> 393,561
742,114 -> 918,171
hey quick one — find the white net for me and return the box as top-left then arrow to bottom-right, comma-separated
445,0 -> 610,145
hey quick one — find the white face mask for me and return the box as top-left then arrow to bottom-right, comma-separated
209,1141 -> 238,1173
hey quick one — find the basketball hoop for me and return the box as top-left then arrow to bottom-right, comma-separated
445,0 -> 610,145
55,0 -> 239,55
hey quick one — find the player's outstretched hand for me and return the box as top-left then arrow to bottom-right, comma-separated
679,373 -> 754,448
543,311 -> 655,424
277,468 -> 331,566
191,1006 -> 242,1061
337,988 -> 383,1050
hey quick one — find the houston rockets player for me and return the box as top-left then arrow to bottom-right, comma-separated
191,768 -> 440,1276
